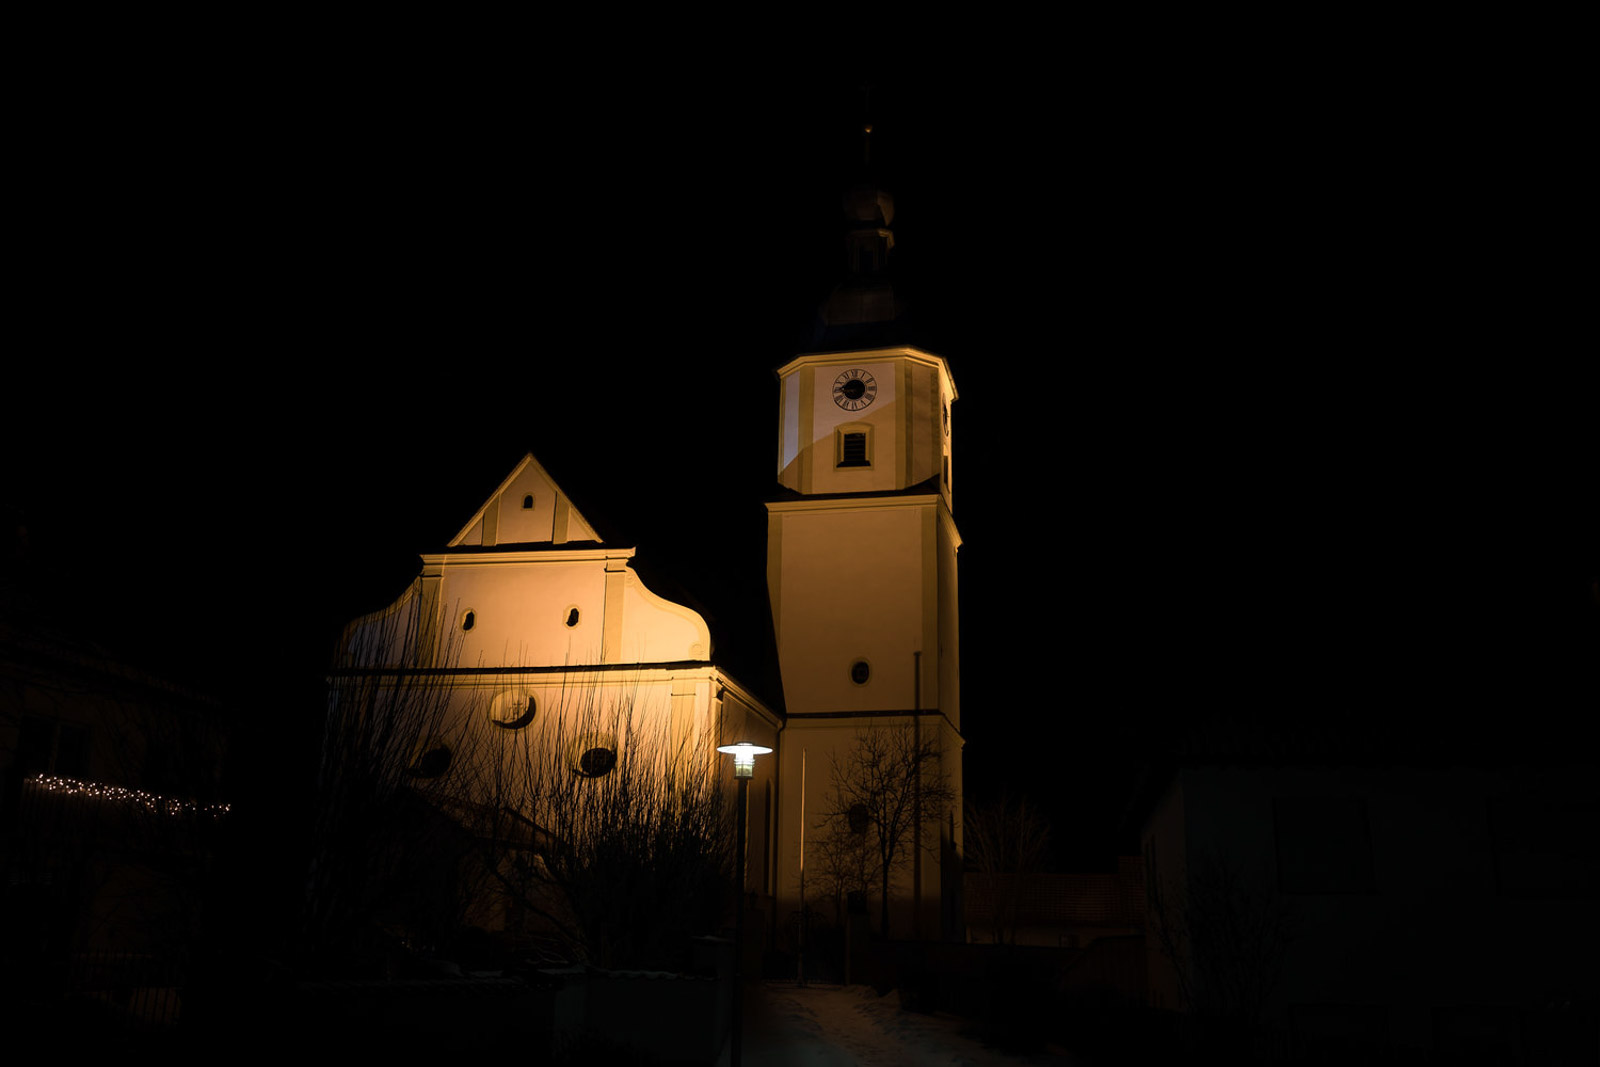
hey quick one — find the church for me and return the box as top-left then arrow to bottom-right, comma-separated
337,174 -> 965,952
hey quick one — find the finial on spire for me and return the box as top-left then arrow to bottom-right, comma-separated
860,83 -> 874,171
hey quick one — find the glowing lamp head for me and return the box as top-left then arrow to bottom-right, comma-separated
717,742 -> 772,779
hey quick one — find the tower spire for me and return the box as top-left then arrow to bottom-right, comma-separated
814,94 -> 902,349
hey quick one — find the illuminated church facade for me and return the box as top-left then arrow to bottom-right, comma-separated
766,342 -> 963,940
340,178 -> 964,946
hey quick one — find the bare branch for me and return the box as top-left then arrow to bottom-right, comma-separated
816,724 -> 955,938
964,793 -> 1050,944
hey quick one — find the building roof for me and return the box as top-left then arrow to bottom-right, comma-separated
964,868 -> 1146,929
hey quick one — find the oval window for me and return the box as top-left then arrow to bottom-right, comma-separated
408,741 -> 453,779
566,608 -> 580,628
577,746 -> 617,778
461,610 -> 476,632
849,660 -> 870,685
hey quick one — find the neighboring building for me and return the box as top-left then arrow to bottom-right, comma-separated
965,860 -> 1145,948
1135,758 -> 1600,1060
336,174 -> 965,948
1,617 -> 229,951
0,609 -> 230,1027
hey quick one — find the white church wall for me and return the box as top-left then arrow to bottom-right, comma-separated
618,570 -> 711,663
935,715 -> 964,864
771,504 -> 926,714
775,349 -> 953,499
393,667 -> 742,819
774,716 -> 960,941
777,721 -> 869,927
341,578 -> 431,666
907,358 -> 939,489
371,550 -> 712,674
483,462 -> 561,545
807,360 -> 898,496
935,510 -> 960,731
765,346 -> 963,943
451,455 -> 601,548
779,372 -> 801,484
434,558 -> 608,667
717,684 -> 781,898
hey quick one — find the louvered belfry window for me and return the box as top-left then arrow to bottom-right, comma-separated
839,432 -> 869,467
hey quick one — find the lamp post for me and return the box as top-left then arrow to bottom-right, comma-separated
717,741 -> 771,1067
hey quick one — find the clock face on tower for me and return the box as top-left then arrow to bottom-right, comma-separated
832,368 -> 878,412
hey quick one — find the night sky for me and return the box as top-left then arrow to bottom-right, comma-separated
7,56 -> 1594,867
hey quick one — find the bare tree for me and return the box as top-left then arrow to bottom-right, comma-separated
964,792 -> 1050,944
819,725 -> 955,939
811,806 -> 873,925
1148,848 -> 1291,1036
308,590 -> 486,962
317,593 -> 735,973
459,684 -> 731,971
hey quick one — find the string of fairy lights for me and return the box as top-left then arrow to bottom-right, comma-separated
25,774 -> 232,819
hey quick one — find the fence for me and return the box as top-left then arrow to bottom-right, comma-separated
62,950 -> 186,1031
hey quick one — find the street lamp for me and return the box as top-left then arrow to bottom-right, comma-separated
717,741 -> 771,1067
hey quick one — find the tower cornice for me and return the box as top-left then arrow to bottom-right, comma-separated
765,494 -> 961,550
776,345 -> 958,401
419,546 -> 635,568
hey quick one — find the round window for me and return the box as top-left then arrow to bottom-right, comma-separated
408,741 -> 453,779
577,746 -> 617,778
491,692 -> 537,730
571,733 -> 619,778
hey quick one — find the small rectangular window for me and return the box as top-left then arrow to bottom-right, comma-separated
838,431 -> 869,467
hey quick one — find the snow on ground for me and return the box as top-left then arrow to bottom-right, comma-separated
718,982 -> 1085,1066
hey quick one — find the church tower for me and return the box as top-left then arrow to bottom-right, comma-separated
768,162 -> 963,941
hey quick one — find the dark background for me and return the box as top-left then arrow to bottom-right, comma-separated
6,43 -> 1594,868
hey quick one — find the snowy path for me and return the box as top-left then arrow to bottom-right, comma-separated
719,982 -> 1083,1066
